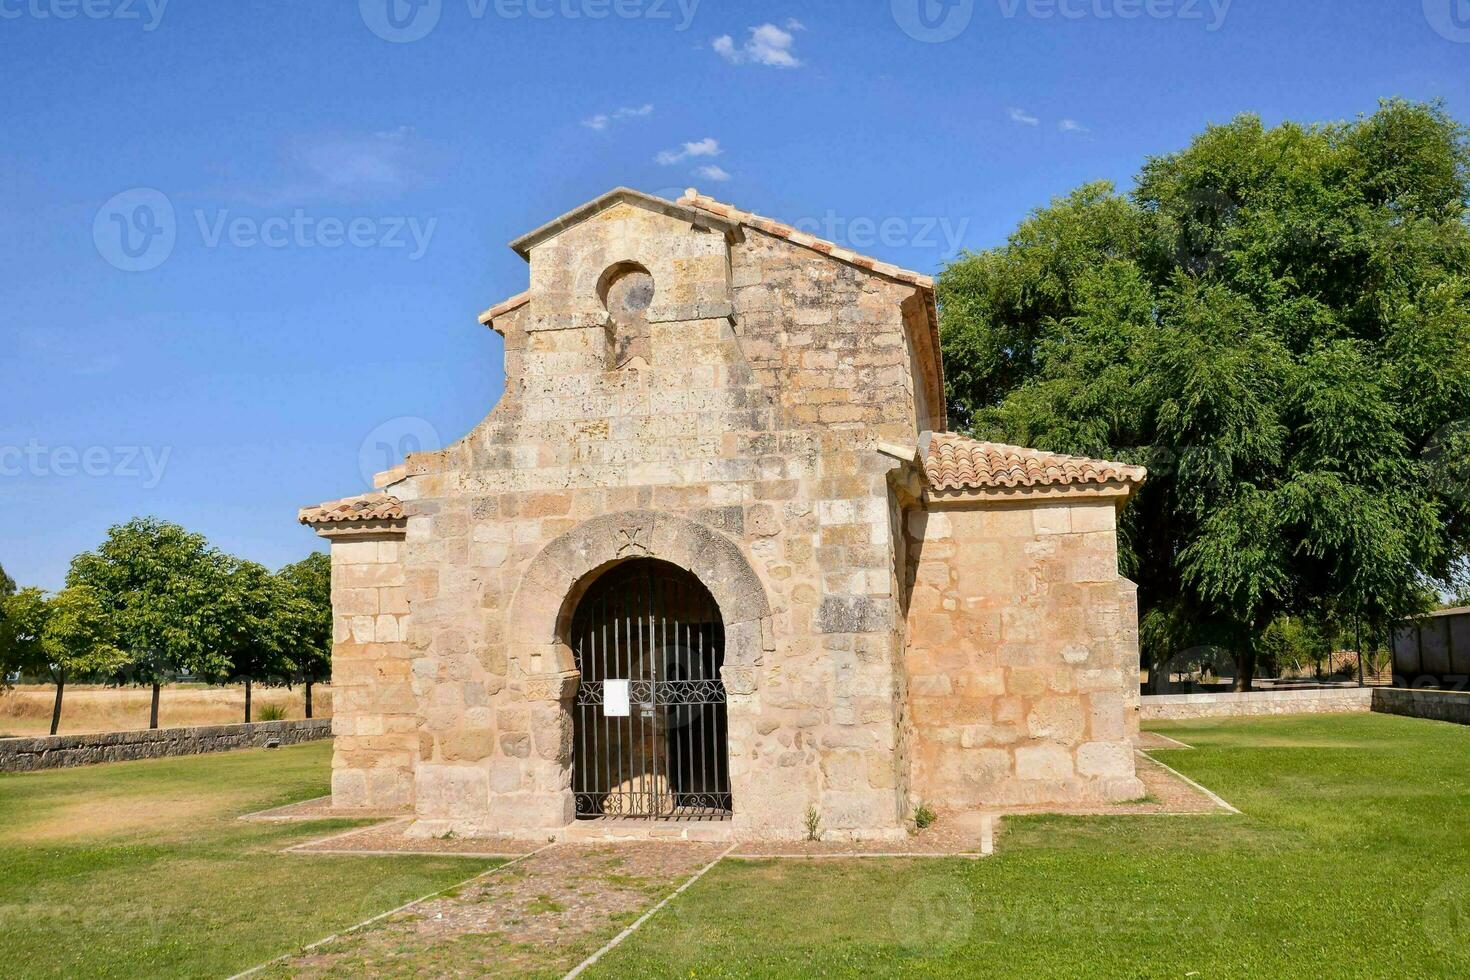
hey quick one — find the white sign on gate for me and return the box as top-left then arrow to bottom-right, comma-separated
604,679 -> 630,717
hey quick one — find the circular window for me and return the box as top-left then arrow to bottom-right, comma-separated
600,264 -> 654,325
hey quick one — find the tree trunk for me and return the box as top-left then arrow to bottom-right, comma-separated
1232,643 -> 1258,693
50,672 -> 65,736
304,678 -> 314,719
244,676 -> 252,724
149,681 -> 161,729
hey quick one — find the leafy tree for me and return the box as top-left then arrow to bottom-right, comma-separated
0,588 -> 48,692
39,586 -> 126,735
0,562 -> 15,597
278,552 -> 332,718
218,558 -> 293,724
67,518 -> 232,728
938,100 -> 1470,690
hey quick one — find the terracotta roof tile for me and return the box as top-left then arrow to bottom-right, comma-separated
478,290 -> 531,326
678,190 -> 936,290
299,492 -> 406,525
926,433 -> 1147,492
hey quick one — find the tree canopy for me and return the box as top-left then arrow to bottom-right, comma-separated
937,99 -> 1470,688
66,518 -> 235,713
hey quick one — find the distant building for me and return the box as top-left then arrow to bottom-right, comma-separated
1393,607 -> 1470,689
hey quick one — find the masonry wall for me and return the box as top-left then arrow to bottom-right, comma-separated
329,532 -> 416,810
904,498 -> 1143,808
362,202 -> 936,840
0,719 -> 330,773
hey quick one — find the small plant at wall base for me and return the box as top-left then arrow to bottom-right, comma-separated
255,703 -> 286,722
804,805 -> 822,842
913,803 -> 937,830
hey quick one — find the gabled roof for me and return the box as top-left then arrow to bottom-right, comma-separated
507,187 -> 741,259
678,190 -> 935,289
925,433 -> 1147,493
299,492 -> 405,526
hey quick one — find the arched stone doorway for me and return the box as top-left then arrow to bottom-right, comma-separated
569,559 -> 731,820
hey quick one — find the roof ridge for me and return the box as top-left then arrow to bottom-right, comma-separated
677,189 -> 936,290
299,491 -> 405,525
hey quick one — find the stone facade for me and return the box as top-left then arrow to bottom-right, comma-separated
302,188 -> 1147,840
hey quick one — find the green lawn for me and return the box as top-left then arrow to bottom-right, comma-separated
6,716 -> 1469,978
0,742 -> 496,979
593,713 -> 1470,978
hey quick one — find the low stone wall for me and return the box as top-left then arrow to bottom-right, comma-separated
0,719 -> 332,772
1141,687 -> 1373,721
1371,687 -> 1470,726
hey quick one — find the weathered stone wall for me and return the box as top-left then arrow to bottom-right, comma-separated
328,532 -> 416,810
903,498 -> 1144,808
1371,687 -> 1470,725
1141,687 -> 1373,720
355,203 -> 932,840
0,719 -> 330,772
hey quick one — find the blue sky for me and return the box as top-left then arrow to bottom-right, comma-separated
2,0 -> 1467,590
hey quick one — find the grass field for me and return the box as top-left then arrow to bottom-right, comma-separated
0,683 -> 333,737
0,741 -> 492,979
4,714 -> 1468,978
593,713 -> 1470,978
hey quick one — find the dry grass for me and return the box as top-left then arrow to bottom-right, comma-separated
0,683 -> 333,737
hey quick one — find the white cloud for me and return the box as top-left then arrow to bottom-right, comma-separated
1059,118 -> 1089,134
582,103 -> 654,131
1008,108 -> 1039,126
785,18 -> 805,31
713,23 -> 802,68
656,138 -> 721,165
696,164 -> 732,182
231,126 -> 435,205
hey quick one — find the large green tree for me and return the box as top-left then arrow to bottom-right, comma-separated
67,518 -> 232,727
938,100 -> 1470,690
278,552 -> 332,718
0,562 -> 15,597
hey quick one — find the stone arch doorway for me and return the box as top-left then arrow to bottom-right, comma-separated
569,558 -> 731,821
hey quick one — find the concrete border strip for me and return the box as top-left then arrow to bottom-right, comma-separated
563,843 -> 736,979
225,842 -> 554,980
1136,750 -> 1241,815
282,816 -> 413,852
1143,731 -> 1194,749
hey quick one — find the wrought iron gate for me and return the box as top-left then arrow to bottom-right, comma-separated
570,559 -> 731,820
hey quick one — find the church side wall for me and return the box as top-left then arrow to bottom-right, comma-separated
904,498 -> 1144,808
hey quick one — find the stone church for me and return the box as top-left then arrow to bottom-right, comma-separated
301,188 -> 1147,841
